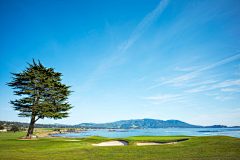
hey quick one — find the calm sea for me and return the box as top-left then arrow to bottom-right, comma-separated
52,128 -> 240,138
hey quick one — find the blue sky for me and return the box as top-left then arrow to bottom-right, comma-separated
0,0 -> 240,126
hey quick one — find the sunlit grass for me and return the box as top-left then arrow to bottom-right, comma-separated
0,132 -> 239,159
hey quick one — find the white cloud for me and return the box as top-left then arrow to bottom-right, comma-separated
221,88 -> 240,92
189,80 -> 218,87
154,77 -> 167,81
185,85 -> 209,93
212,79 -> 240,88
150,96 -> 187,104
139,76 -> 147,81
84,0 -> 171,89
122,0 -> 170,52
145,79 -> 239,105
215,96 -> 233,101
205,93 -> 218,96
142,94 -> 182,100
185,79 -> 240,94
142,93 -> 189,104
174,66 -> 200,71
148,54 -> 240,90
173,80 -> 217,88
233,108 -> 240,112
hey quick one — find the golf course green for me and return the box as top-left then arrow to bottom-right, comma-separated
0,131 -> 240,159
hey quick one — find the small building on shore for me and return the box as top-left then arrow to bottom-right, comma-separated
0,129 -> 7,132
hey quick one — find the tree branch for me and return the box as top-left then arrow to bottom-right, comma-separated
35,116 -> 41,122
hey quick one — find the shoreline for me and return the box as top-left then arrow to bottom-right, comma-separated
42,128 -> 240,138
36,132 -> 83,138
36,132 -> 66,138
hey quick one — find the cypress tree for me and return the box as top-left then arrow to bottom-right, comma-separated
7,59 -> 73,139
10,126 -> 20,133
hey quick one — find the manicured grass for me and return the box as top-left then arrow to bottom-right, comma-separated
0,132 -> 27,140
0,132 -> 240,159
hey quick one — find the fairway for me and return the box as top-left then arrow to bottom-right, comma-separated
0,132 -> 240,159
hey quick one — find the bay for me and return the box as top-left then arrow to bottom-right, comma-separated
52,128 -> 240,138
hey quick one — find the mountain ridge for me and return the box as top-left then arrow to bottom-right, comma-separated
75,118 -> 232,128
1,119 -> 239,129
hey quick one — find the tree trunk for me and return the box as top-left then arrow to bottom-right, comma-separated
25,116 -> 35,139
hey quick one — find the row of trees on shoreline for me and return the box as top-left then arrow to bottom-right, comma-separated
0,120 -> 114,130
0,124 -> 19,133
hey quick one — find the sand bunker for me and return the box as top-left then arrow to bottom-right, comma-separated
92,139 -> 187,146
137,142 -> 177,146
92,141 -> 128,146
65,140 -> 81,141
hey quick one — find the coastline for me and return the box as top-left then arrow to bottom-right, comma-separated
36,131 -> 83,138
36,132 -> 66,138
45,128 -> 240,138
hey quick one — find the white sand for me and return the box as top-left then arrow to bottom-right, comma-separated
137,142 -> 177,146
65,140 -> 81,141
92,141 -> 180,146
92,141 -> 128,146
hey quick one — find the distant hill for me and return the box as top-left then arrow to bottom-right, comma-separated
76,118 -> 202,128
1,119 -> 238,129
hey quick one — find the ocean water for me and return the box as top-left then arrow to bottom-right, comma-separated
52,128 -> 240,138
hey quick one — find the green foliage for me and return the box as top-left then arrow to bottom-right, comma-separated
7,59 -> 73,121
0,125 -> 4,130
10,126 -> 19,133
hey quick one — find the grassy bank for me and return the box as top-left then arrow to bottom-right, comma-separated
0,132 -> 239,159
